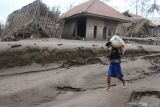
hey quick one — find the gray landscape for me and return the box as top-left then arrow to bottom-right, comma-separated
0,0 -> 160,107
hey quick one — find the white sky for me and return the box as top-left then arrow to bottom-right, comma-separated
0,0 -> 160,24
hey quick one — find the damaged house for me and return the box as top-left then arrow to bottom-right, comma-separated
117,11 -> 160,38
148,18 -> 160,37
1,0 -> 64,41
61,0 -> 129,40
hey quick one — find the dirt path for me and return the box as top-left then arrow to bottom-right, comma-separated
0,53 -> 159,107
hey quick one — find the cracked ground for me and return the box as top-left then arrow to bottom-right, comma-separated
0,53 -> 160,107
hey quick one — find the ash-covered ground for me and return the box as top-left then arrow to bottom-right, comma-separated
0,38 -> 160,107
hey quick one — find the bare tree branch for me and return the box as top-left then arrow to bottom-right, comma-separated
147,0 -> 160,17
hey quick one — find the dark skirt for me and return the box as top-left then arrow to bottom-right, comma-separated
107,62 -> 123,78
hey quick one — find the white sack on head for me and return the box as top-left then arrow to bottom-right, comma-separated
110,35 -> 125,48
110,35 -> 125,54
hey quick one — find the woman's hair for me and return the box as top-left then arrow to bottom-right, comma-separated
105,41 -> 111,47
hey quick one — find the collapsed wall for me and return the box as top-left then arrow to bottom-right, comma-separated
118,19 -> 152,37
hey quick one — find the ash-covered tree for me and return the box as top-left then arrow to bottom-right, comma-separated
0,22 -> 5,37
147,0 -> 160,17
0,22 -> 3,37
129,0 -> 150,17
140,0 -> 150,17
51,7 -> 61,18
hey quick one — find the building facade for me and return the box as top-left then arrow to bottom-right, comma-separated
62,0 -> 129,40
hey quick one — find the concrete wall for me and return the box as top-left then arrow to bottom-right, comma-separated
62,19 -> 77,39
86,16 -> 119,40
86,16 -> 104,40
62,16 -> 120,40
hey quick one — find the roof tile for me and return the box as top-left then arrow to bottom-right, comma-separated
62,0 -> 129,21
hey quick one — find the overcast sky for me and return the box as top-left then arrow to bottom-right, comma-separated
0,0 -> 160,24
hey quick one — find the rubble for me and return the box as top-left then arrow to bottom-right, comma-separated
117,11 -> 160,38
1,0 -> 64,41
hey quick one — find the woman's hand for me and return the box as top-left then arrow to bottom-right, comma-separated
118,45 -> 124,55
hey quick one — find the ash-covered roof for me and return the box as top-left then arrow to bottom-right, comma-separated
61,0 -> 129,22
148,17 -> 160,26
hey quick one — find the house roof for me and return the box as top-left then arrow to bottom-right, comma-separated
123,11 -> 143,21
61,0 -> 129,22
148,17 -> 160,26
148,21 -> 158,27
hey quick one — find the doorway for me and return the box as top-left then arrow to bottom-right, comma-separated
77,17 -> 86,38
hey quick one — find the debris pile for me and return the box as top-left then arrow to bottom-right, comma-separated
117,11 -> 160,38
128,91 -> 160,107
1,0 -> 64,41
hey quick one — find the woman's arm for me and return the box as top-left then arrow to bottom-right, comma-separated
118,46 -> 124,55
107,47 -> 112,55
